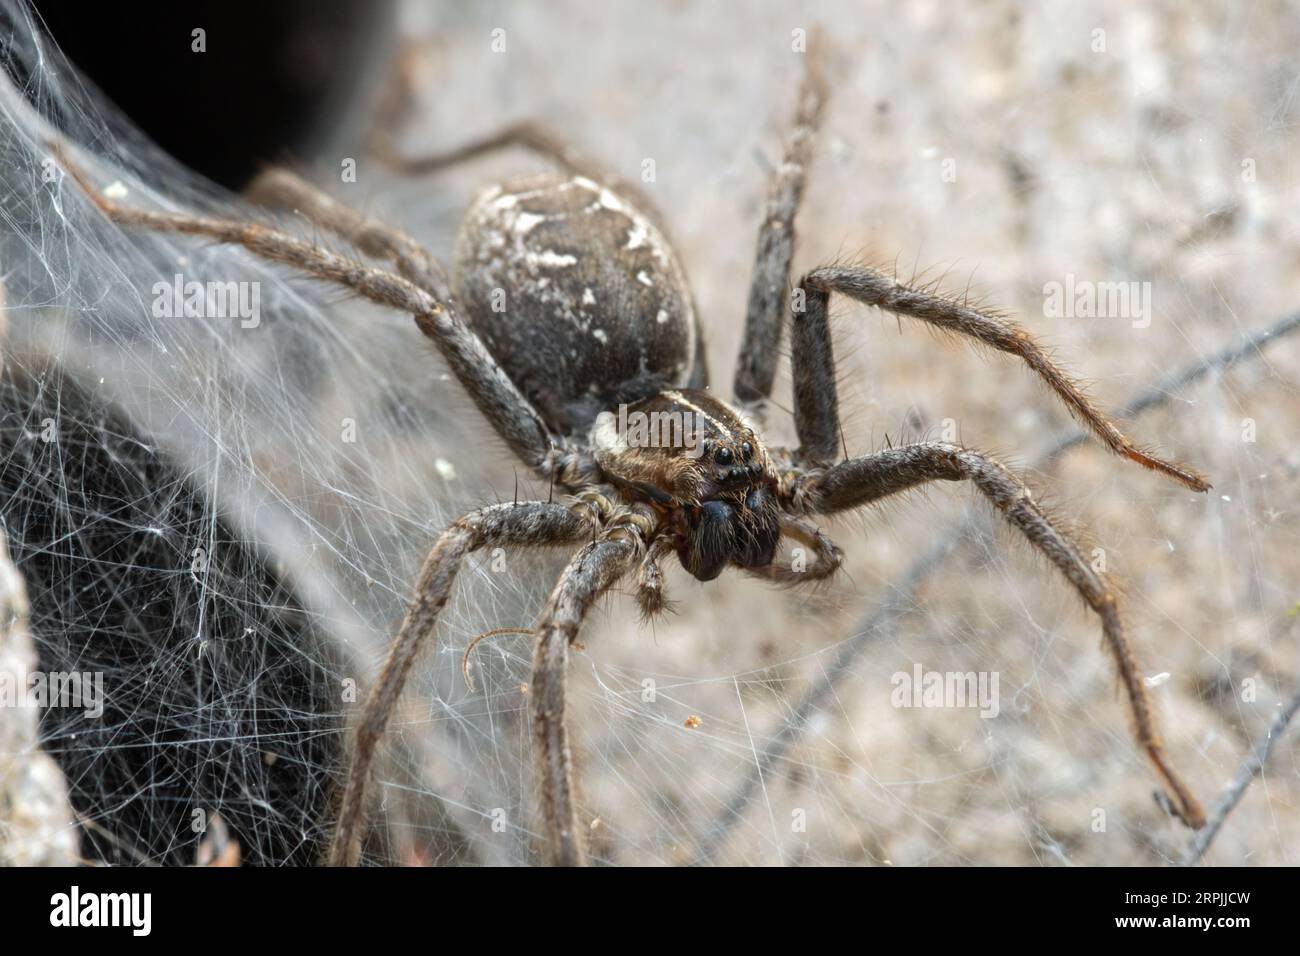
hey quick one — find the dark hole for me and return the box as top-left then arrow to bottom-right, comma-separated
30,0 -> 395,189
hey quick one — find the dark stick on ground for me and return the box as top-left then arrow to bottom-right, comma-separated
1181,680 -> 1300,866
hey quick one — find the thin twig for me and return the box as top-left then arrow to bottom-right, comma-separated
691,310 -> 1300,863
1180,681 -> 1300,866
462,627 -> 534,693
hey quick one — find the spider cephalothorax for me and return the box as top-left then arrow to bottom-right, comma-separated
591,387 -> 781,581
53,39 -> 1211,868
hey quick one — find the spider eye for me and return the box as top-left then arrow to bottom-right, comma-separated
715,446 -> 733,465
740,441 -> 753,462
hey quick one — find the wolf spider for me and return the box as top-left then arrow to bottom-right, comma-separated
52,44 -> 1209,866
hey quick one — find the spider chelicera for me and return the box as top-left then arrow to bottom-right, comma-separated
52,44 -> 1208,866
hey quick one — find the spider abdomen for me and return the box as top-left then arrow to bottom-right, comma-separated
453,172 -> 696,434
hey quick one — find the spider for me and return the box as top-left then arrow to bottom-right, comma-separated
52,44 -> 1209,867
